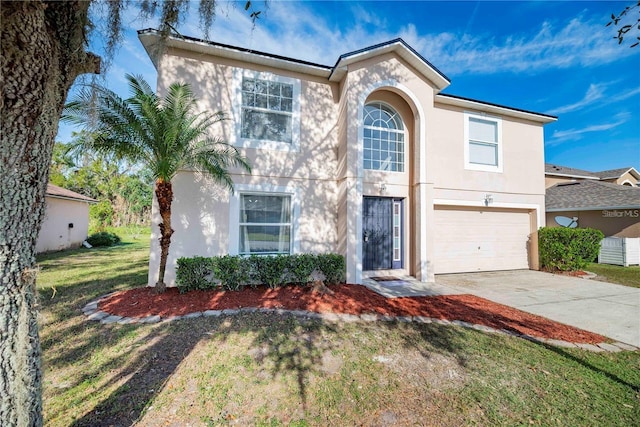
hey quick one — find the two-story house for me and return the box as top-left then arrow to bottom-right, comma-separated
139,29 -> 557,287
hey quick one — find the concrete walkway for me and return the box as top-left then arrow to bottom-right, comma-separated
435,270 -> 640,347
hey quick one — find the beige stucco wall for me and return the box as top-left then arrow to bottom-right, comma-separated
36,197 -> 90,253
546,210 -> 640,238
150,49 -> 340,286
150,46 -> 548,286
545,175 -> 579,188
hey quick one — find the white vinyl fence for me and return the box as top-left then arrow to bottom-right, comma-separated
598,237 -> 640,267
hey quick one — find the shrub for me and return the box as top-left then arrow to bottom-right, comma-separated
249,254 -> 289,289
287,254 -> 317,285
317,253 -> 346,285
215,255 -> 250,291
175,253 -> 346,292
539,227 -> 604,271
176,256 -> 217,293
86,231 -> 121,247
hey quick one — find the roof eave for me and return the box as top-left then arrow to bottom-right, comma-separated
436,94 -> 557,124
46,194 -> 98,204
138,29 -> 332,78
544,172 -> 599,180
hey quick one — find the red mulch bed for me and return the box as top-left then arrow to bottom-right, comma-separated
99,284 -> 607,344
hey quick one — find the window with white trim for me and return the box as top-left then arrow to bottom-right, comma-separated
464,112 -> 503,172
234,70 -> 301,151
363,102 -> 405,172
241,77 -> 293,143
239,194 -> 291,255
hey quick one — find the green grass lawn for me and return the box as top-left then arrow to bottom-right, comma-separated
37,229 -> 640,426
587,263 -> 640,288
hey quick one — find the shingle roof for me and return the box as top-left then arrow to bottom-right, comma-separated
546,180 -> 640,211
593,167 -> 636,180
46,184 -> 97,203
544,163 -> 599,179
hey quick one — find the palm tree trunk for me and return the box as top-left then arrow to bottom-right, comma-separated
155,178 -> 174,293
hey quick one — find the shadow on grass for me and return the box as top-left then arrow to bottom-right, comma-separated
531,340 -> 640,393
67,322 -> 197,427
60,305 -> 473,426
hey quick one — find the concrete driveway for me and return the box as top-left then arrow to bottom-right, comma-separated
436,270 -> 640,347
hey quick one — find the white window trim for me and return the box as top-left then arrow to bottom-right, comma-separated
228,183 -> 300,255
232,68 -> 301,152
464,111 -> 503,173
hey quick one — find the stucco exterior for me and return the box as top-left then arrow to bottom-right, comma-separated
546,210 -> 640,238
140,31 -> 555,287
36,194 -> 92,253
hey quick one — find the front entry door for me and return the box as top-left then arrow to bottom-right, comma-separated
363,197 -> 403,270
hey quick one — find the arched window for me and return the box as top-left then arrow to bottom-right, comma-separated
363,102 -> 405,172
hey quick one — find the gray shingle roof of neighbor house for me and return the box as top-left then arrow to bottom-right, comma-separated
46,183 -> 97,203
593,167 -> 640,180
545,164 -> 640,181
544,163 -> 599,179
137,28 -> 557,123
546,180 -> 640,211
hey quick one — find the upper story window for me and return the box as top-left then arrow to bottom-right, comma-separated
234,69 -> 301,151
241,77 -> 293,143
464,112 -> 503,173
363,102 -> 405,172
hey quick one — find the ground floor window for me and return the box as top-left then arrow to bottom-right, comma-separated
239,194 -> 291,254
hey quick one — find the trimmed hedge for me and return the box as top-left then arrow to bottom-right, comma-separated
86,231 -> 121,247
538,227 -> 604,271
175,257 -> 217,291
176,253 -> 346,293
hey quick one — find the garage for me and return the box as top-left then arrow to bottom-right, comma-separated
434,206 -> 533,274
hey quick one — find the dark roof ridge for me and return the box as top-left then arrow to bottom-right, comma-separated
137,28 -> 332,70
439,93 -> 557,120
330,38 -> 450,83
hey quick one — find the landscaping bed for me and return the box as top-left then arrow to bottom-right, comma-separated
99,284 -> 607,344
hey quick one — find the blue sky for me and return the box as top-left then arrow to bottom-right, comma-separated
59,0 -> 640,172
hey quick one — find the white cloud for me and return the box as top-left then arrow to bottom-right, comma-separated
90,2 -> 639,83
548,83 -> 640,116
547,112 -> 630,145
548,83 -> 607,115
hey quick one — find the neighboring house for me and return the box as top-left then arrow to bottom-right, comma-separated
545,164 -> 640,188
545,164 -> 640,237
139,29 -> 556,287
36,184 -> 97,253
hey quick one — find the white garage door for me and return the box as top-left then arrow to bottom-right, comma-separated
434,207 -> 532,274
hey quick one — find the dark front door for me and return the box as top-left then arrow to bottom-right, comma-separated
363,197 -> 403,270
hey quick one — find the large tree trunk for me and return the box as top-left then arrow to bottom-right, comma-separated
0,2 -> 99,425
155,179 -> 174,293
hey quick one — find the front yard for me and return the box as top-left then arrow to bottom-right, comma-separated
37,228 -> 639,426
588,262 -> 640,288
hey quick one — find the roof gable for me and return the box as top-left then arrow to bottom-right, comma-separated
327,38 -> 450,90
594,167 -> 640,180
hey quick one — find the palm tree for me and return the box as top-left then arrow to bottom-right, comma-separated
63,74 -> 251,292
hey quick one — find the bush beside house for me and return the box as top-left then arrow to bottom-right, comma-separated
176,254 -> 346,293
538,227 -> 604,271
